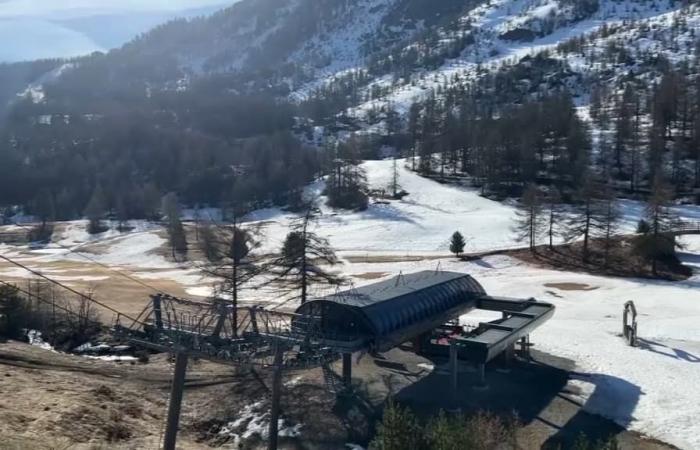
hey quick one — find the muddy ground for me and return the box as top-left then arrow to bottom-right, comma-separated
0,340 -> 674,450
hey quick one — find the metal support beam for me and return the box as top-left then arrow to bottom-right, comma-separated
163,352 -> 188,450
477,363 -> 486,387
268,345 -> 284,450
152,294 -> 164,330
450,341 -> 458,396
342,353 -> 352,388
503,343 -> 514,364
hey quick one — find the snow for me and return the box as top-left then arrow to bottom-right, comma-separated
469,246 -> 700,449
340,0 -> 683,119
331,238 -> 700,449
218,400 -> 302,446
236,160 -> 700,448
249,159 -> 520,255
3,160 -> 700,447
246,159 -> 699,257
83,355 -> 138,362
26,330 -> 54,352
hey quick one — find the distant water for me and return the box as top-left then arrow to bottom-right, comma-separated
0,3 -> 230,63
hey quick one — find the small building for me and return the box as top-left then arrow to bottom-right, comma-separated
295,271 -> 487,352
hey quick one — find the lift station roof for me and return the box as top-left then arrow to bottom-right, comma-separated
295,271 -> 487,351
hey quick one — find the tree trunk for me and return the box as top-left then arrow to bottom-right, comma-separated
583,207 -> 591,262
549,209 -> 554,250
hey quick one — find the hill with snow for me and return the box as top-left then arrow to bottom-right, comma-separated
2,159 -> 700,448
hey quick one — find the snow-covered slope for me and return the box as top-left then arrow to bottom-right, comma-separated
338,0 -> 688,118
248,159 -> 700,255
2,159 -> 700,447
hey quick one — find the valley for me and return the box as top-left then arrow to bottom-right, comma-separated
1,161 -> 699,448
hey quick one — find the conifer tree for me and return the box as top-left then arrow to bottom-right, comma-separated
449,231 -> 466,257
370,400 -> 423,450
270,204 -> 343,304
199,215 -> 262,336
84,184 -> 107,235
162,193 -> 187,260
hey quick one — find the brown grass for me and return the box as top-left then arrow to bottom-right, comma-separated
504,237 -> 692,281
544,282 -> 599,292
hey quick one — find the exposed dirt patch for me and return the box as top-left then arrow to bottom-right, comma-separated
344,254 -> 447,264
0,340 -> 677,449
544,282 -> 599,292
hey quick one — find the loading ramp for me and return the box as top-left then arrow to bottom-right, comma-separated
451,296 -> 555,364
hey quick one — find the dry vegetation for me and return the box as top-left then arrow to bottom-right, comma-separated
493,237 -> 692,281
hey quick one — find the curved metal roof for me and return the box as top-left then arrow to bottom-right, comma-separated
296,271 -> 486,342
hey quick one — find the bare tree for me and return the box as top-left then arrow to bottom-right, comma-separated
513,184 -> 546,250
565,176 -> 607,262
635,176 -> 679,275
545,188 -> 563,250
389,156 -> 402,199
162,193 -> 187,260
597,186 -> 621,268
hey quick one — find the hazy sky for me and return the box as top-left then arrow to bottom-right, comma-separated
0,0 -> 232,62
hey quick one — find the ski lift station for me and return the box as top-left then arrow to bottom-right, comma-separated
296,270 -> 555,383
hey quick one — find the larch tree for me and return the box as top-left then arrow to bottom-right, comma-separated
389,156 -> 402,198
162,192 -> 188,260
270,204 -> 343,304
199,216 -> 263,337
635,176 -> 679,275
84,184 -> 107,235
514,183 -> 546,250
565,176 -> 607,263
597,185 -> 621,268
545,188 -> 563,250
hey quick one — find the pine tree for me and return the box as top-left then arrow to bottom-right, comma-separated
449,231 -> 466,257
514,184 -> 545,250
370,400 -> 423,450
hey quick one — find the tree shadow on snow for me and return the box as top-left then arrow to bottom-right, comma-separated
360,202 -> 422,225
637,338 -> 700,363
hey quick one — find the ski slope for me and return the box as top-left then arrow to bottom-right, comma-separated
249,159 -> 520,255
248,159 -> 700,256
1,159 -> 700,447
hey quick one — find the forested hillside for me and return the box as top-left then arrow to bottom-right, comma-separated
0,0 -> 699,223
